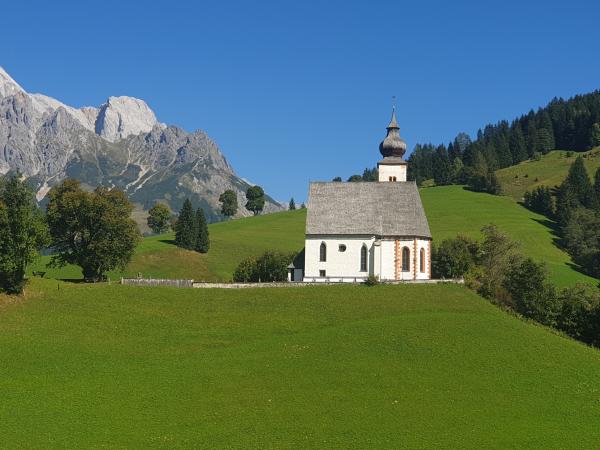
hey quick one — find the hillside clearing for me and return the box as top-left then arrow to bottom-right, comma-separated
496,148 -> 600,200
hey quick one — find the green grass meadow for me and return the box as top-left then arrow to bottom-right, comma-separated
33,185 -> 595,287
33,210 -> 306,282
420,185 -> 596,287
2,280 -> 600,448
496,148 -> 600,200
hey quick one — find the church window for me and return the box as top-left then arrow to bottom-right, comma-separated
389,176 -> 393,181
360,244 -> 368,272
339,244 -> 347,252
319,270 -> 326,277
402,247 -> 410,272
320,242 -> 327,262
420,248 -> 425,272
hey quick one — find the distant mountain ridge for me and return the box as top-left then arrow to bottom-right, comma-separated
0,67 -> 283,221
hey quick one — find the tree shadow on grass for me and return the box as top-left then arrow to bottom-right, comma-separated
159,239 -> 177,246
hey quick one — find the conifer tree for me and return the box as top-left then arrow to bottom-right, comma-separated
494,135 -> 513,168
593,167 -> 600,208
509,122 -> 527,163
526,123 -> 538,157
591,122 -> 600,148
175,198 -> 196,250
194,208 -> 210,253
537,111 -> 556,152
537,128 -> 555,154
563,157 -> 594,208
289,198 -> 296,210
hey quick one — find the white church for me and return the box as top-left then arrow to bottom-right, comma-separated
289,107 -> 432,282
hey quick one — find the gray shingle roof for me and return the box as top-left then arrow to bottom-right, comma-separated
306,181 -> 432,238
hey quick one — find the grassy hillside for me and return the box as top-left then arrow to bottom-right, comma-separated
33,210 -> 306,282
32,185 -> 595,287
496,148 -> 600,200
1,280 -> 600,448
420,185 -> 595,286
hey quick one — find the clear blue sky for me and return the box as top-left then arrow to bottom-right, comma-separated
2,0 -> 599,203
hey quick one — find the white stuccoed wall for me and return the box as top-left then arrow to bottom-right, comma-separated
304,236 -> 431,281
304,236 -> 376,281
377,164 -> 407,182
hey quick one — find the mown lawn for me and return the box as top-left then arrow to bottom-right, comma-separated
1,281 -> 600,448
496,148 -> 600,200
420,185 -> 596,287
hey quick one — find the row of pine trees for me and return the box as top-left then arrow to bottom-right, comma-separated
174,199 -> 210,253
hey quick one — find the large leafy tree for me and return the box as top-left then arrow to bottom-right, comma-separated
245,185 -> 265,215
0,175 -> 49,294
219,190 -> 238,218
147,202 -> 171,234
194,208 -> 210,253
46,179 -> 141,282
174,198 -> 196,249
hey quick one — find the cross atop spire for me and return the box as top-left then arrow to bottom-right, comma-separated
387,97 -> 399,130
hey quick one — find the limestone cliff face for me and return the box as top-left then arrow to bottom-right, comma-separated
0,67 -> 283,221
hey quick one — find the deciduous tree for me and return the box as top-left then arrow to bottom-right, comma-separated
46,179 -> 140,282
219,190 -> 238,218
147,202 -> 171,234
245,186 -> 265,215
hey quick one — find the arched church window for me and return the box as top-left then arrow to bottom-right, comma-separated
360,244 -> 368,272
402,247 -> 410,272
420,248 -> 425,273
320,242 -> 327,262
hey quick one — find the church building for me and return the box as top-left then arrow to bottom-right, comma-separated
297,107 -> 432,282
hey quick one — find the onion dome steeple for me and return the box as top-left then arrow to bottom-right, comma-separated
379,105 -> 407,158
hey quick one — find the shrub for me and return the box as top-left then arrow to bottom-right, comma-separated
432,235 -> 479,279
233,251 -> 295,282
364,275 -> 379,286
504,258 -> 559,326
233,256 -> 258,282
557,284 -> 600,345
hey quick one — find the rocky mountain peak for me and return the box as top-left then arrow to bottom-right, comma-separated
0,67 -> 284,221
95,96 -> 162,142
0,66 -> 25,97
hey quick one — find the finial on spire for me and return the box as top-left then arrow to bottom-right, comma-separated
387,97 -> 399,130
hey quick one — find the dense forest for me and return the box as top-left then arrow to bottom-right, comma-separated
407,90 -> 600,191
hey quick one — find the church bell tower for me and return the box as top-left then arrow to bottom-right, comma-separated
377,106 -> 408,182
